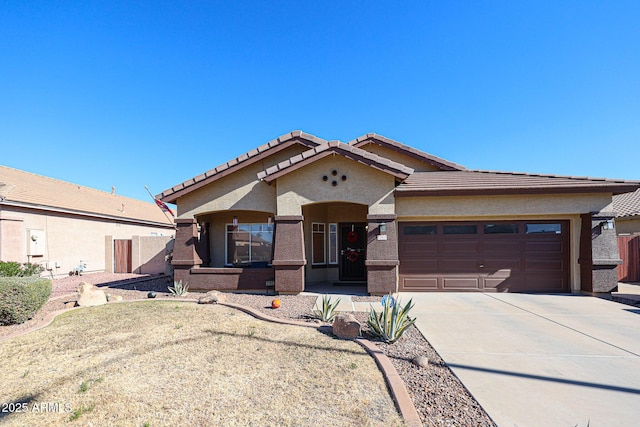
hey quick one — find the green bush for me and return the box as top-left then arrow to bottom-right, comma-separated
367,293 -> 416,344
0,261 -> 45,277
0,277 -> 52,325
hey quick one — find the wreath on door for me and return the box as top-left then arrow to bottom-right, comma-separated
346,230 -> 359,243
346,250 -> 359,263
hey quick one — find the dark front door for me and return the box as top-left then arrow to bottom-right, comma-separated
339,223 -> 366,281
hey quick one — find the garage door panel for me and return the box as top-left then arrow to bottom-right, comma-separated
484,241 -> 523,254
441,241 -> 480,253
401,241 -> 438,254
402,277 -> 439,290
525,259 -> 564,271
402,259 -> 438,272
482,258 -> 522,271
399,220 -> 569,293
440,259 -> 479,271
525,241 -> 563,253
443,277 -> 480,289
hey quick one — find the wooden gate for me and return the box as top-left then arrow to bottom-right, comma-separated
114,239 -> 132,273
617,235 -> 640,282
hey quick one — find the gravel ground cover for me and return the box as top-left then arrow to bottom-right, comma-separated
1,273 -> 498,426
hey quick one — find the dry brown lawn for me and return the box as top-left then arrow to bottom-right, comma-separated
0,301 -> 404,427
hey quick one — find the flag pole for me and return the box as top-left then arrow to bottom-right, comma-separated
145,185 -> 176,227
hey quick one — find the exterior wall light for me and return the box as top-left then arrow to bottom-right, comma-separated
600,220 -> 615,230
232,216 -> 238,227
379,222 -> 387,234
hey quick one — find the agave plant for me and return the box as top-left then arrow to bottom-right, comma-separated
168,280 -> 189,296
367,293 -> 415,344
312,294 -> 342,322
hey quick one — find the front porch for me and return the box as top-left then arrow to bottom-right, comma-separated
171,204 -> 399,295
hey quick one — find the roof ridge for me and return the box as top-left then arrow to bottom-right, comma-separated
257,140 -> 414,182
348,133 -> 466,171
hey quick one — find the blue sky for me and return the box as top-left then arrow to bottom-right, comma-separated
2,1 -> 639,204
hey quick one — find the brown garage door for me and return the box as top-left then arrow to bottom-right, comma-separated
399,221 -> 569,292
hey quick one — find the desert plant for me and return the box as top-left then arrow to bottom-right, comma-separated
367,293 -> 416,344
0,277 -> 52,325
168,280 -> 189,296
312,294 -> 342,322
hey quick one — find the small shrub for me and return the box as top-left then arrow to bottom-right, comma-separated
0,277 -> 52,325
312,294 -> 342,322
0,261 -> 44,277
367,293 -> 416,344
168,280 -> 189,296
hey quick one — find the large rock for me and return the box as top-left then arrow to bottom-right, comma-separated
76,282 -> 107,307
198,290 -> 227,304
332,313 -> 361,339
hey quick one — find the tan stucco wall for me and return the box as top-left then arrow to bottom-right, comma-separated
276,155 -> 396,216
132,236 -> 174,275
177,145 -> 308,219
356,143 -> 442,172
0,206 -> 173,277
396,193 -> 615,293
616,217 -> 640,235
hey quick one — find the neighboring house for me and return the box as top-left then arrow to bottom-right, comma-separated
158,131 -> 640,295
0,166 -> 175,277
613,188 -> 640,282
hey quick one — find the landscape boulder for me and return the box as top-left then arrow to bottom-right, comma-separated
198,290 -> 227,304
332,313 -> 361,339
76,282 -> 107,307
412,355 -> 430,368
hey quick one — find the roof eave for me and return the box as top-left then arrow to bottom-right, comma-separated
394,184 -> 640,198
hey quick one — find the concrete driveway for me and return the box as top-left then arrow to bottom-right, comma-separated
400,292 -> 640,427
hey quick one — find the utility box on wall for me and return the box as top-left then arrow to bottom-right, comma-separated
26,229 -> 45,256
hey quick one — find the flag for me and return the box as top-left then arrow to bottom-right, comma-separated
155,199 -> 175,217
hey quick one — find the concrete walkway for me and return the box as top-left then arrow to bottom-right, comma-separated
402,292 -> 640,427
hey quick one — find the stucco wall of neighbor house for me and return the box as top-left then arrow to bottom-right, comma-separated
276,155 -> 397,216
616,217 -> 640,235
355,143 -> 442,172
396,193 -> 614,293
0,212 -> 25,262
0,206 -> 173,277
176,145 -> 307,219
302,202 -> 368,284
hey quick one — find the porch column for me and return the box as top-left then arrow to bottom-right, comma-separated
579,212 -> 622,293
272,215 -> 305,294
172,218 -> 202,284
366,214 -> 399,295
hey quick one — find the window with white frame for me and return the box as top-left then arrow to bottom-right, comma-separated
312,223 -> 326,265
226,223 -> 274,266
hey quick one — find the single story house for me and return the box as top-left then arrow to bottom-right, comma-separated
613,188 -> 640,282
0,166 -> 175,277
158,131 -> 640,295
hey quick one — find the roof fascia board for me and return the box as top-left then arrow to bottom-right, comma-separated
394,184 -> 640,198
159,134 -> 322,203
0,200 -> 175,228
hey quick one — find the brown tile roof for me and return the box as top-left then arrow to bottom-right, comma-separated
613,188 -> 640,218
158,130 -> 325,203
349,133 -> 465,171
0,165 -> 174,226
395,170 -> 640,197
257,141 -> 414,183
